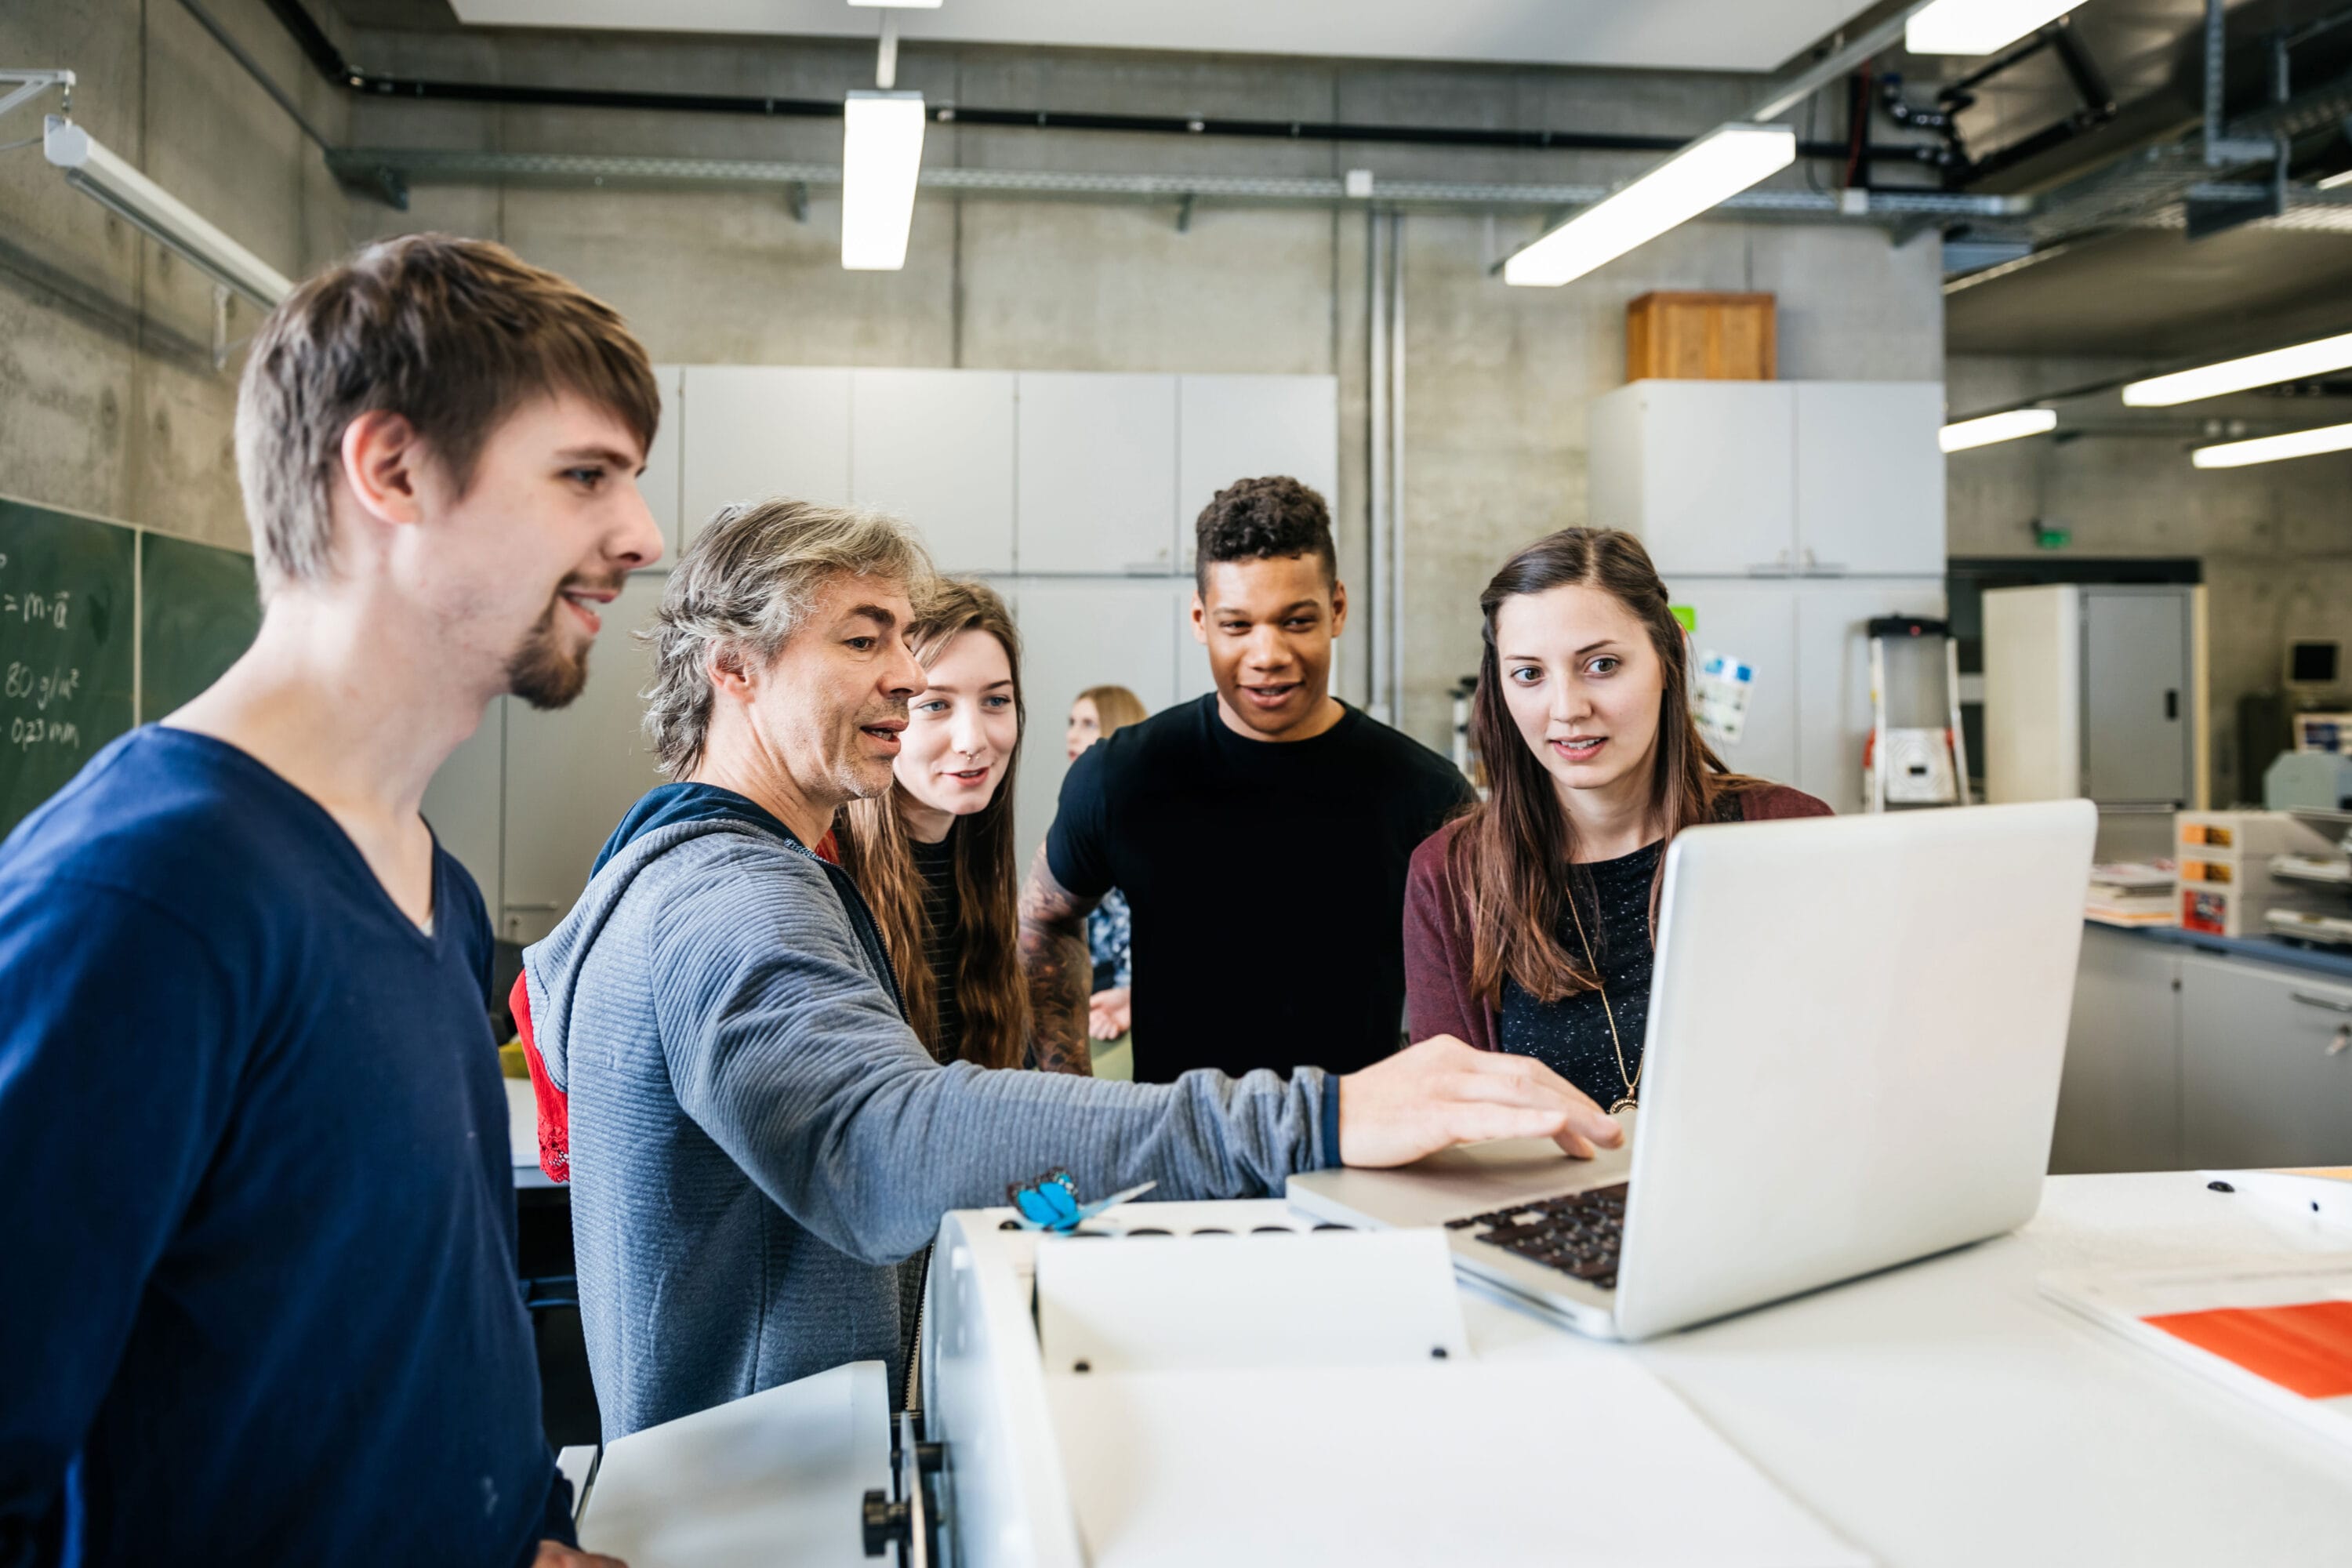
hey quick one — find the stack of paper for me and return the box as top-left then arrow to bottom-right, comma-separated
2086,858 -> 2176,926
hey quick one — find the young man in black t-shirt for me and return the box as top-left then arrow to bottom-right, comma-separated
1020,476 -> 1472,1081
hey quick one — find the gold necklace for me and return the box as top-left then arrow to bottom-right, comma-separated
1565,880 -> 1640,1113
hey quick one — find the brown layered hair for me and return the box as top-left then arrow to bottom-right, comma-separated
236,234 -> 659,594
1454,528 -> 1757,1006
836,580 -> 1030,1069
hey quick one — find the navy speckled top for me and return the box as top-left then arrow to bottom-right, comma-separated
1498,840 -> 1662,1106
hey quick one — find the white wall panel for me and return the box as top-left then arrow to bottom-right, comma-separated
640,365 -> 684,567
680,366 -> 852,552
1176,374 -> 1340,570
853,368 -> 1016,575
1015,373 -> 1179,575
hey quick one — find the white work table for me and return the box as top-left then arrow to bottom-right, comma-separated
1520,1170 -> 2352,1566
580,1170 -> 2352,1566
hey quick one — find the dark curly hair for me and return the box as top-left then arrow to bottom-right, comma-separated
1193,475 -> 1338,592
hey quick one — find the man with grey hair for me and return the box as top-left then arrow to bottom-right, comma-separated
524,498 -> 1621,1438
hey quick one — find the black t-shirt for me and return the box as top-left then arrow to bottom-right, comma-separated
1047,693 -> 1472,1081
1497,839 -> 1661,1109
909,829 -> 964,1062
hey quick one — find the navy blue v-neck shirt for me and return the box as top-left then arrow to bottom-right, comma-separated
0,728 -> 567,1566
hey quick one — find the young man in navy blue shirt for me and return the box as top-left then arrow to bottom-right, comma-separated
0,236 -> 662,1566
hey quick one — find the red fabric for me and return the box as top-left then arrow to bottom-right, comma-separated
811,829 -> 840,865
1402,782 -> 1833,1053
510,971 -> 569,1184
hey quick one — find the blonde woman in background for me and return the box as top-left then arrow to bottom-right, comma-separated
1065,684 -> 1147,1041
836,580 -> 1039,1070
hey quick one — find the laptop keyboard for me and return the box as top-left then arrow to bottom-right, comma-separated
1443,1181 -> 1628,1290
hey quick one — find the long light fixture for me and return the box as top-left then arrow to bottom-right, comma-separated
1503,124 -> 1795,288
2190,422 -> 2352,468
1939,408 -> 2058,452
2122,330 -> 2352,406
842,91 -> 926,271
43,116 -> 292,307
1907,0 -> 2078,56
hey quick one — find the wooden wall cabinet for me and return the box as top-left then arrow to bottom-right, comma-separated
1626,291 -> 1777,383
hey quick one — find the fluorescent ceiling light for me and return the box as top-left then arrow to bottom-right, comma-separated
1939,408 -> 2057,452
2122,330 -> 2352,406
43,115 -> 292,308
2190,421 -> 2352,469
2318,169 -> 2352,190
842,91 -> 925,270
1907,0 -> 2078,56
1503,124 -> 1795,288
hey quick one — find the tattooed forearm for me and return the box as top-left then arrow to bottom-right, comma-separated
1018,844 -> 1099,1076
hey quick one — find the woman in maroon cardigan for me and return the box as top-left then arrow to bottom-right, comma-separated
1404,528 -> 1828,1108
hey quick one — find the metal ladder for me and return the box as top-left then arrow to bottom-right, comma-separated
1867,615 -> 1973,812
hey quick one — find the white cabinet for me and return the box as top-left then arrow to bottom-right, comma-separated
1794,578 -> 1946,816
679,367 -> 852,551
851,368 -> 1015,575
2180,956 -> 2352,1169
1176,375 -> 1341,570
423,697 -> 507,919
1793,383 -> 1945,577
1588,379 -> 1944,579
499,574 -> 671,946
1007,578 -> 1189,869
1015,373 -> 1179,575
1666,578 -> 1799,787
1589,380 -> 1794,576
641,365 -> 684,565
2052,925 -> 2182,1174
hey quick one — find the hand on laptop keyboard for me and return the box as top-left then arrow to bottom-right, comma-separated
1337,1037 -> 1624,1167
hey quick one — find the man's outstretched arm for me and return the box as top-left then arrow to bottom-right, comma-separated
1018,844 -> 1101,1076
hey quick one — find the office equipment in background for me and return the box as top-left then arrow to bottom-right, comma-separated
1292,800 -> 2096,1341
1982,583 -> 2208,823
0,497 -> 261,839
911,1201 -> 1869,1568
2286,637 -> 2343,699
2266,750 -> 2352,812
2296,710 -> 2352,753
2176,810 -> 2341,938
1864,614 -> 1969,810
2043,1260 -> 2352,1459
1589,378 -> 1946,815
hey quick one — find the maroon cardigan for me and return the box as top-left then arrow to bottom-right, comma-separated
1403,783 -> 1832,1054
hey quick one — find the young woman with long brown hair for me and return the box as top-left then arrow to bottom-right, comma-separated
834,579 -> 1037,1070
1403,528 -> 1828,1112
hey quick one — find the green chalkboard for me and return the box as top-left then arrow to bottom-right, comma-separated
140,532 -> 261,720
0,499 -> 137,837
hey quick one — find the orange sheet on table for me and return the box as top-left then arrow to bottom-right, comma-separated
2144,1300 -> 2352,1399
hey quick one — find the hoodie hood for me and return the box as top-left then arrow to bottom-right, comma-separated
526,809 -> 800,1093
590,782 -> 793,879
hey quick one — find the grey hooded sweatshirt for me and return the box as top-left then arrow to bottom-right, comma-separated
524,811 -> 1334,1439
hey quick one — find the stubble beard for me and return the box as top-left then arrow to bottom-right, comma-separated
505,572 -> 625,711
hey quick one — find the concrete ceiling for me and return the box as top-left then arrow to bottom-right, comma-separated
1927,0 -> 2352,360
441,0 -> 1867,73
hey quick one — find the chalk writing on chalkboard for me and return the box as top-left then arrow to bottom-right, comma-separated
0,499 -> 136,837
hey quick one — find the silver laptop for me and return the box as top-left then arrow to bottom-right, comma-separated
1290,799 -> 2097,1341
